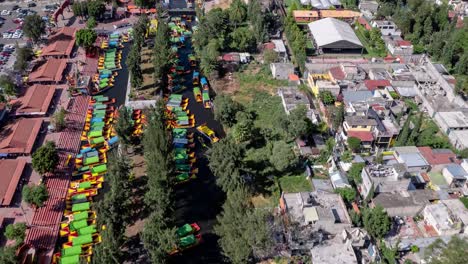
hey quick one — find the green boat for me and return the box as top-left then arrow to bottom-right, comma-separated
71,194 -> 87,202
90,137 -> 105,145
176,223 -> 199,237
176,164 -> 190,172
84,156 -> 100,166
179,234 -> 197,248
78,181 -> 92,189
71,234 -> 93,246
77,225 -> 97,235
71,211 -> 89,222
62,246 -> 82,257
72,202 -> 90,212
91,164 -> 107,174
87,130 -> 103,139
60,255 -> 80,264
70,219 -> 89,231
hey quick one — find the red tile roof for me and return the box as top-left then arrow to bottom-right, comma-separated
357,17 -> 371,30
329,66 -> 346,80
0,159 -> 26,206
348,131 -> 374,142
264,42 -> 275,50
396,40 -> 412,47
364,80 -> 391,91
41,27 -> 76,57
0,118 -> 43,154
289,74 -> 300,81
29,59 -> 67,83
417,147 -> 458,166
15,85 -> 56,116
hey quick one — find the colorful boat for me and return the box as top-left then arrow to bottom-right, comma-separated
193,87 -> 202,103
196,124 -> 219,143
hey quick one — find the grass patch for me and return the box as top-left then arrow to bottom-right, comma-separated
428,172 -> 447,186
233,64 -> 289,104
460,197 -> 468,209
278,175 -> 312,193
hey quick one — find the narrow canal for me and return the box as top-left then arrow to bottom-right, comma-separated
101,42 -> 130,107
170,15 -> 226,264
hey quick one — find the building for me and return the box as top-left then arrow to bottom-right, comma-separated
418,147 -> 459,172
311,79 -> 341,97
278,87 -> 315,122
342,91 -> 373,109
423,203 -> 463,235
441,199 -> 468,234
310,235 -> 358,264
360,163 -> 412,197
359,0 -> 379,14
442,164 -> 468,188
13,85 -> 56,116
372,190 -> 439,217
0,118 -> 43,156
293,10 -> 361,24
271,39 -> 288,61
433,111 -> 468,135
308,18 -> 363,53
280,191 -> 352,234
343,115 -> 377,148
330,170 -> 351,189
394,146 -> 430,173
270,63 -> 294,80
387,39 -> 414,56
0,159 -> 27,206
41,27 -> 76,58
371,20 -> 401,36
364,80 -> 392,91
28,59 -> 68,84
301,0 -> 342,10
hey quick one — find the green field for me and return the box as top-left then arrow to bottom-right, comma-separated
279,175 -> 312,193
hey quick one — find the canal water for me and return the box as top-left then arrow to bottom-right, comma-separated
170,18 -> 226,264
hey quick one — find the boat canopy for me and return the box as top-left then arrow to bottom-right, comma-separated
60,255 -> 80,264
176,224 -> 193,237
179,234 -> 196,247
71,234 -> 93,246
62,245 -> 82,257
72,202 -> 91,212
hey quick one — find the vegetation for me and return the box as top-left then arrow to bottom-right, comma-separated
153,17 -> 171,85
213,95 -> 244,127
460,197 -> 468,209
287,105 -> 313,139
0,246 -> 17,264
424,236 -> 468,264
52,107 -> 67,131
22,14 -> 45,43
127,15 -> 149,89
32,141 -> 59,175
319,91 -> 335,105
22,184 -> 48,207
215,186 -> 271,264
348,162 -> 365,184
335,187 -> 357,203
341,150 -> 353,163
381,242 -> 399,264
4,222 -> 27,245
332,104 -> 345,131
283,12 -> 307,73
347,137 -> 362,153
263,49 -> 278,64
362,205 -> 391,239
0,75 -> 17,100
115,107 -> 136,145
270,141 -> 298,172
14,47 -> 34,72
76,29 -> 97,49
87,0 -> 105,20
87,17 -> 97,29
71,1 -> 88,18
355,24 -> 387,57
278,175 -> 312,193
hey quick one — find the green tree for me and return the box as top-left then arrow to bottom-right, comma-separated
22,184 -> 48,207
233,111 -> 255,143
142,213 -> 178,264
333,104 -> 345,131
87,0 -> 105,19
0,246 -> 17,264
319,91 -> 335,105
215,187 -> 271,264
287,105 -> 312,139
213,95 -> 243,127
87,17 -> 97,29
229,27 -> 256,51
0,75 -> 17,97
153,19 -> 170,83
336,187 -> 357,203
347,137 -> 361,152
229,0 -> 247,26
269,141 -> 298,172
127,45 -> 143,88
408,113 -> 423,145
341,150 -> 353,163
52,107 -> 67,131
115,107 -> 135,145
349,209 -> 362,227
348,162 -> 365,184
362,205 -> 391,239
72,2 -> 84,17
395,115 -> 411,146
76,29 -> 97,49
4,223 -> 27,245
200,39 -> 220,75
381,242 -> 398,264
14,47 -> 34,72
248,0 -> 267,44
22,14 -> 45,43
425,236 -> 468,264
208,137 -> 245,192
32,141 -> 59,175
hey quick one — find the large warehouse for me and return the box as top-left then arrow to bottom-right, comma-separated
308,18 -> 363,54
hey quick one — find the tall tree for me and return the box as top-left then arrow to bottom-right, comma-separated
208,137 -> 245,192
228,0 -> 247,27
22,14 -> 45,43
115,107 -> 135,145
232,111 -> 255,143
347,137 -> 361,153
0,75 -> 17,97
153,19 -> 170,83
75,29 -> 97,49
22,184 -> 48,207
87,0 -> 105,20
142,213 -> 177,264
32,141 -> 59,175
269,141 -> 298,172
362,205 -> 391,239
287,105 -> 312,139
4,223 -> 27,245
213,95 -> 243,127
14,47 -> 34,72
333,104 -> 345,131
395,114 -> 411,146
424,236 -> 468,264
200,39 -> 220,75
229,27 -> 256,51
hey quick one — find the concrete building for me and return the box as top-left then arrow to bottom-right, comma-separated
442,164 -> 468,188
423,203 -> 463,236
330,170 -> 351,189
394,146 -> 430,173
271,39 -> 288,61
270,63 -> 295,80
441,199 -> 468,234
280,191 -> 352,234
371,20 -> 402,36
359,0 -> 379,14
418,147 -> 459,172
387,39 -> 414,56
372,190 -> 439,217
278,87 -> 316,123
308,18 -> 363,53
434,111 -> 468,135
360,163 -> 413,198
310,235 -> 358,264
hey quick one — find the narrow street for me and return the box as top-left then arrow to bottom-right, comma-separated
169,8 -> 226,264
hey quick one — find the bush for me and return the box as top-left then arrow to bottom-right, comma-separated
32,141 -> 59,175
347,137 -> 361,152
22,184 -> 48,207
4,223 -> 27,245
411,245 -> 420,253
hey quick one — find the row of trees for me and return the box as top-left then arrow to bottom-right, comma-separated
395,113 -> 451,149
284,12 -> 307,73
193,0 -> 267,75
92,152 -> 133,263
127,15 -> 150,88
141,102 -> 177,264
152,15 -> 171,86
72,0 -> 106,20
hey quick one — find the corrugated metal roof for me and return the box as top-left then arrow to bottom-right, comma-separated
308,18 -> 363,48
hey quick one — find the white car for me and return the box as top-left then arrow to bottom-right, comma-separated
1,10 -> 11,16
12,32 -> 22,39
2,33 -> 10,39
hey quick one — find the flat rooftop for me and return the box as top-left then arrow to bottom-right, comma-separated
0,118 -> 43,155
14,85 -> 56,116
311,236 -> 358,264
0,159 -> 26,206
437,111 -> 468,128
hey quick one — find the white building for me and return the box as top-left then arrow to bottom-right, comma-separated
371,20 -> 402,36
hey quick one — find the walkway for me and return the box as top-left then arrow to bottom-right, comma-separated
25,95 -> 89,262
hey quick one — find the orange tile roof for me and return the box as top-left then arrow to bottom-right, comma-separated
320,10 -> 361,18
29,59 -> 67,83
293,10 -> 319,18
0,159 -> 26,206
41,27 -> 76,57
348,131 -> 374,142
16,85 -> 56,116
0,118 -> 43,154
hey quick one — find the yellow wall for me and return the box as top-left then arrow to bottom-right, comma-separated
343,122 -> 373,132
307,74 -> 331,97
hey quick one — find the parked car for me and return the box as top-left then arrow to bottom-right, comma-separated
1,10 -> 11,16
13,18 -> 23,24
11,5 -> 20,11
28,3 -> 37,7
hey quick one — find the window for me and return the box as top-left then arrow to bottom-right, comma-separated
361,125 -> 367,128
352,125 -> 358,128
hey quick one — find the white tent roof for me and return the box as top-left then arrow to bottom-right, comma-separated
308,18 -> 363,48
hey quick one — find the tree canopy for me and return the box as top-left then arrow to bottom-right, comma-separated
0,246 -> 17,264
4,222 -> 27,245
269,141 -> 298,172
347,137 -> 361,152
14,47 -> 34,72
319,91 -> 335,105
115,107 -> 136,145
76,29 -> 97,48
336,187 -> 357,203
287,105 -> 312,139
213,95 -> 243,127
424,235 -> 468,264
229,27 -> 256,51
362,205 -> 391,239
22,14 -> 45,43
348,162 -> 365,184
22,184 -> 48,207
0,75 -> 17,98
32,141 -> 59,175
87,0 -> 105,20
